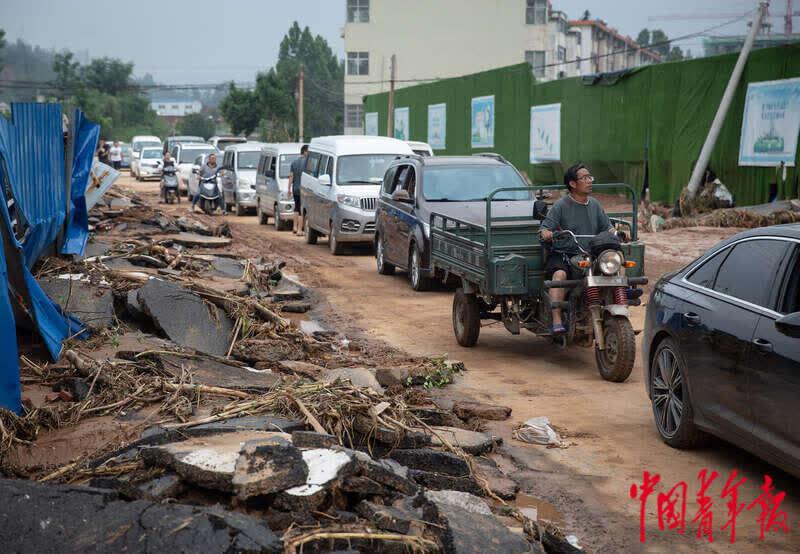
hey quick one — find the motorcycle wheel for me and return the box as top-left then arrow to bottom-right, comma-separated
594,315 -> 635,382
452,287 -> 480,347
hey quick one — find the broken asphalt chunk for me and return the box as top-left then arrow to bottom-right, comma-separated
427,426 -> 501,455
322,367 -> 385,395
140,415 -> 304,446
388,449 -> 470,476
357,498 -> 425,534
232,436 -> 308,499
453,400 -> 512,421
291,430 -> 337,449
409,469 -> 484,496
171,232 -> 232,249
38,277 -> 115,329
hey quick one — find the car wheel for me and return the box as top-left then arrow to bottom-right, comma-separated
304,216 -> 318,245
650,338 -> 707,448
257,200 -> 268,225
409,245 -> 431,292
376,236 -> 395,275
274,205 -> 284,231
329,224 -> 343,255
453,287 -> 480,347
235,194 -> 246,216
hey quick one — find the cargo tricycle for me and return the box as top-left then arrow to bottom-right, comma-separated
430,184 -> 647,382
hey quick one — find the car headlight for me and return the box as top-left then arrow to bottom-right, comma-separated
421,221 -> 430,238
337,194 -> 360,208
597,250 -> 623,275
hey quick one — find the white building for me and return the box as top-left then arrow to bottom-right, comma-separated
149,100 -> 202,117
569,19 -> 661,75
343,0 -> 657,134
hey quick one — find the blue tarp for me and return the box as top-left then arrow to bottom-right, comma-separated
62,109 -> 100,255
0,103 -> 89,413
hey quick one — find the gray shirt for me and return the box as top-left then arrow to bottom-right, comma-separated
199,162 -> 219,179
541,194 -> 612,254
290,156 -> 306,195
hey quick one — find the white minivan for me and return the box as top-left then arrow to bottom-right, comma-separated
300,136 -> 413,255
255,143 -> 303,231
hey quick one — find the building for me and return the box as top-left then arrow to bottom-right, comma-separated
703,25 -> 800,57
149,99 -> 202,117
343,0 -> 657,134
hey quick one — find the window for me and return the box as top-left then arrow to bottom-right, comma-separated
347,0 -> 369,23
279,154 -> 298,178
526,0 -> 548,24
557,46 -> 566,62
269,156 -> 277,177
337,154 -> 397,185
345,104 -> 364,128
687,247 -> 730,289
778,247 -> 800,313
525,50 -> 546,78
304,152 -> 321,176
317,155 -> 330,177
382,167 -> 398,195
237,151 -> 260,169
347,52 -> 369,76
325,157 -> 334,177
712,239 -> 790,308
423,165 -> 530,202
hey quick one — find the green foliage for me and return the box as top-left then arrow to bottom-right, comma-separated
636,28 -> 683,61
220,21 -> 343,141
636,28 -> 650,47
405,355 -> 463,390
177,112 -> 216,139
82,57 -> 134,95
666,46 -> 685,62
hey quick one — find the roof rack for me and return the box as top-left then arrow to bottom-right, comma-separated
471,152 -> 508,163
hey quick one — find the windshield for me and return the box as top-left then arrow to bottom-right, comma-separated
279,154 -> 300,178
237,151 -> 260,169
180,147 -> 214,163
218,138 -> 246,151
142,150 -> 161,159
134,141 -> 160,151
337,154 -> 398,185
423,165 -> 531,201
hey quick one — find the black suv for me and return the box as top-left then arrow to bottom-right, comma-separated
374,155 -> 531,291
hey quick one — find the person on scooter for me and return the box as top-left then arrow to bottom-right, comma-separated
540,163 -> 616,335
191,153 -> 225,214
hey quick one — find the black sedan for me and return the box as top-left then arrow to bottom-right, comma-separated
643,224 -> 800,477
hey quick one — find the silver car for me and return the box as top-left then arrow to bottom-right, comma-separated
255,143 -> 303,231
220,143 -> 264,216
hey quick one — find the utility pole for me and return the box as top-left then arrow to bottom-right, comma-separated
387,55 -> 396,138
686,1 -> 768,199
297,65 -> 304,142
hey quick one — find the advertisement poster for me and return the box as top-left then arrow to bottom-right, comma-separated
738,77 -> 800,167
365,112 -> 379,136
471,95 -> 495,148
394,107 -> 410,141
427,103 -> 446,150
530,103 -> 561,163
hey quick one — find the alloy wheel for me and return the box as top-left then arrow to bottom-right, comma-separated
652,347 -> 684,437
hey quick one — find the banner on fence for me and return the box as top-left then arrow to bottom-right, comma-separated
530,103 -> 561,163
739,77 -> 800,167
471,95 -> 495,148
427,103 -> 446,149
365,112 -> 379,136
394,107 -> 410,141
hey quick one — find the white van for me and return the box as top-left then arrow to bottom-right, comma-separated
407,141 -> 434,157
300,136 -> 413,255
255,143 -> 303,231
131,135 -> 162,157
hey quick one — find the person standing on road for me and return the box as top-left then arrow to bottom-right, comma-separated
109,141 -> 123,170
540,163 -> 616,335
289,144 -> 309,235
191,153 -> 225,214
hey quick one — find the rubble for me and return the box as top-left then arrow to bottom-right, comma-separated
322,366 -> 385,395
428,426 -> 502,455
38,277 -> 115,329
232,436 -> 308,499
170,232 -> 232,248
453,400 -> 512,421
388,448 -> 470,476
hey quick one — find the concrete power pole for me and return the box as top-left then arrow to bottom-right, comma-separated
686,1 -> 768,199
297,65 -> 304,142
387,55 -> 396,138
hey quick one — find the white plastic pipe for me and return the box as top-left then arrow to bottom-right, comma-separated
686,1 -> 769,198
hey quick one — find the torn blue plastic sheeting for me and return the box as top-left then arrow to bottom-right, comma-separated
62,109 -> 100,255
0,213 -> 21,414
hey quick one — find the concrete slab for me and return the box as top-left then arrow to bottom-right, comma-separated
38,277 -> 115,329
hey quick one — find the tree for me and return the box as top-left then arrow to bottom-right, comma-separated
636,28 -> 684,61
177,112 -> 216,139
0,29 -> 6,73
219,83 -> 260,136
81,57 -> 134,95
649,29 -> 670,57
636,29 -> 650,47
666,46 -> 685,62
53,51 -> 82,99
582,10 -> 591,20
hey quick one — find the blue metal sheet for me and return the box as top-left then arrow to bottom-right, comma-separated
62,109 -> 100,255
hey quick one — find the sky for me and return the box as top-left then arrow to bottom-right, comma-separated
0,0 -> 771,85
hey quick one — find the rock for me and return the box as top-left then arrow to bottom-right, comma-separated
128,254 -> 168,269
409,469 -> 483,496
171,232 -> 232,248
270,275 -> 305,300
422,490 -> 532,554
410,406 -> 464,427
374,367 -> 413,388
280,300 -> 311,313
125,288 -> 145,319
38,278 -> 115,329
322,367 -> 384,395
357,499 -> 425,534
277,360 -> 326,378
176,217 -> 212,236
291,430 -> 337,449
232,436 -> 308,499
233,338 -> 305,364
210,257 -> 244,279
275,448 -> 355,510
423,490 -> 492,516
52,377 -> 90,402
355,457 -> 419,496
473,460 -> 518,500
354,416 -> 431,449
0,478 -> 282,553
427,426 -> 501,455
137,278 -> 234,356
137,474 -> 184,499
650,214 -> 665,232
452,401 -> 512,421
141,430 -> 291,492
140,416 -> 304,445
388,449 -> 470,476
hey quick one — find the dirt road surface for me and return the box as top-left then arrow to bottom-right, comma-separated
128,175 -> 798,553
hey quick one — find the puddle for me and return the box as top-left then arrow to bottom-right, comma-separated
515,492 -> 565,525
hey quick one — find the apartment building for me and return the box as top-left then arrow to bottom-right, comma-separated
343,0 -> 657,134
569,19 -> 661,75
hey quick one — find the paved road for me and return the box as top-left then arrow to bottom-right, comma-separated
131,176 -> 799,552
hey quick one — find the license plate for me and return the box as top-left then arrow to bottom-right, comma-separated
587,275 -> 627,287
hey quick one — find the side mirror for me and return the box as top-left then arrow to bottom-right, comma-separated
132,151 -> 141,159
392,189 -> 412,203
775,312 -> 800,338
319,174 -> 332,186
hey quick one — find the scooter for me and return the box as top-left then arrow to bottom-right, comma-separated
160,165 -> 180,204
197,174 -> 222,215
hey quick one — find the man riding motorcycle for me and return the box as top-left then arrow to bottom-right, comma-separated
190,153 -> 225,214
540,163 -> 618,335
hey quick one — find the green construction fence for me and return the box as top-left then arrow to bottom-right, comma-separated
363,43 -> 800,205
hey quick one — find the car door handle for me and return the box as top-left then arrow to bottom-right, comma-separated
683,312 -> 701,326
752,338 -> 773,354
